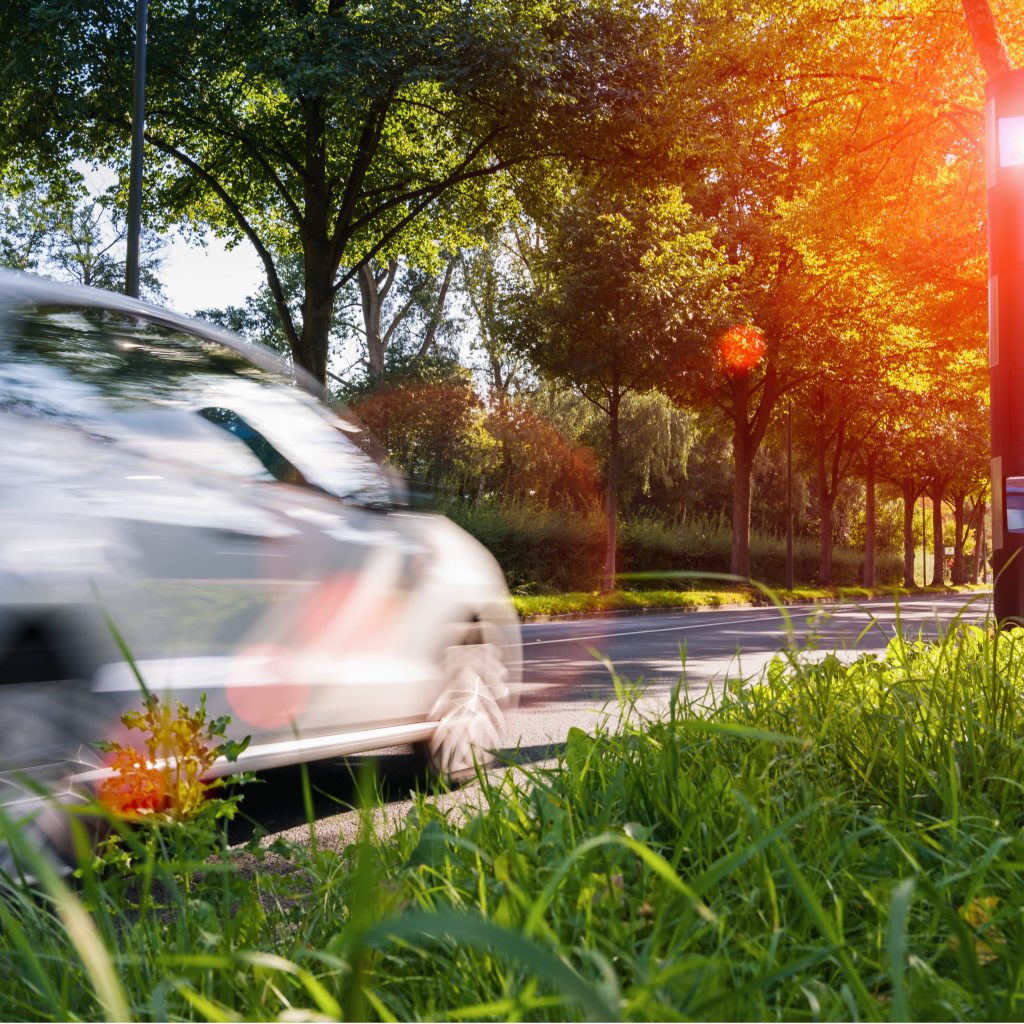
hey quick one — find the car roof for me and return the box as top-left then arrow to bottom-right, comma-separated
0,269 -> 324,398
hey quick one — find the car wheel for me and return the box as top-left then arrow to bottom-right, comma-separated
417,632 -> 509,783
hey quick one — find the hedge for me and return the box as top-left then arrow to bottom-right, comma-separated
440,501 -> 903,592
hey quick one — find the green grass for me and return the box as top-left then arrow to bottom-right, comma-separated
514,582 -> 988,619
513,587 -> 756,618
2,605 -> 1023,1020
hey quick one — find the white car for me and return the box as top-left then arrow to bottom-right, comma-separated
0,271 -> 521,854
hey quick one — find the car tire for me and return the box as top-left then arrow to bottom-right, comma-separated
415,630 -> 510,784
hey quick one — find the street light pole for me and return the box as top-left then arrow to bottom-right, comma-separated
987,69 -> 1024,624
124,0 -> 149,299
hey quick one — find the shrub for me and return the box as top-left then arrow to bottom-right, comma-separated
441,500 -> 902,591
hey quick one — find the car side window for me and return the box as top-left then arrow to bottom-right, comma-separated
1,304 -> 393,506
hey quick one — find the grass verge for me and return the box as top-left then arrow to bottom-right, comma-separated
514,582 -> 989,620
2,608 -> 1021,1020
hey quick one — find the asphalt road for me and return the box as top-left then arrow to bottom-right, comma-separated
503,590 -> 992,752
234,590 -> 991,845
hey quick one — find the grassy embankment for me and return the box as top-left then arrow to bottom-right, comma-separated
513,583 -> 989,619
3,608 -> 1023,1020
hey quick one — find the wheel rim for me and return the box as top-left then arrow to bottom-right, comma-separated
426,641 -> 508,777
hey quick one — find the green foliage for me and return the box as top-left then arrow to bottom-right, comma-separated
1,0 -> 686,381
441,499 -> 903,592
0,174 -> 165,300
541,388 -> 699,512
525,184 -> 734,409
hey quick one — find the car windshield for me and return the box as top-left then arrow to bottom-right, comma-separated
0,304 -> 393,507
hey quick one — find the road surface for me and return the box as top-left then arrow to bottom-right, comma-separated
507,590 -> 992,748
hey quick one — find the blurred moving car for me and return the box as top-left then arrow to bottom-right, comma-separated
0,271 -> 521,855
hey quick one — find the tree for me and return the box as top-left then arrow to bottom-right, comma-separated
3,0 -> 685,386
481,398 -> 601,509
0,176 -> 75,272
345,354 -> 485,495
524,183 -> 732,590
540,388 -> 698,515
356,258 -> 458,383
461,226 -> 541,402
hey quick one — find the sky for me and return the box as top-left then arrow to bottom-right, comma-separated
160,233 -> 264,315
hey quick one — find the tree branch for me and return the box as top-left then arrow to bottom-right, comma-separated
333,155 -> 525,293
329,94 -> 392,266
961,0 -> 1014,78
416,258 -> 456,360
344,127 -> 505,236
378,258 -> 400,304
141,128 -> 300,351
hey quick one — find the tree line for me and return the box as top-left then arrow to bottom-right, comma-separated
2,0 -> 1021,590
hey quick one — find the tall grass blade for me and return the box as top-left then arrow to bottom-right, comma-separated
363,910 -> 619,1022
886,878 -> 915,1022
0,806 -> 130,1022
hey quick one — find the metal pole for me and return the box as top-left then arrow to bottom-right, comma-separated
785,406 -> 794,590
125,0 -> 149,298
986,70 -> 1024,624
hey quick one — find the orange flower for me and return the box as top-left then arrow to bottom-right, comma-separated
97,747 -> 167,817
719,325 -> 766,373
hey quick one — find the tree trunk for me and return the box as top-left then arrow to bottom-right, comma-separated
602,392 -> 620,593
359,264 -> 385,380
863,454 -> 876,587
961,0 -> 1014,78
295,115 -> 334,387
952,494 -> 966,585
902,478 -> 917,588
731,437 -> 754,579
727,361 -> 777,580
974,498 -> 987,583
297,252 -> 333,385
930,482 -> 945,586
815,420 -> 833,586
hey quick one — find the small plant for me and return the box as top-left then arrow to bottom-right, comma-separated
97,693 -> 247,822
93,693 -> 250,869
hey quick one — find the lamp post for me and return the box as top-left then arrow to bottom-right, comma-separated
124,0 -> 148,299
987,69 -> 1024,624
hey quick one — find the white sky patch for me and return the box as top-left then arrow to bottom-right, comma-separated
160,234 -> 264,315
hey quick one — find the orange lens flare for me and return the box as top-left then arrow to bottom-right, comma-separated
97,747 -> 168,817
719,325 -> 766,373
